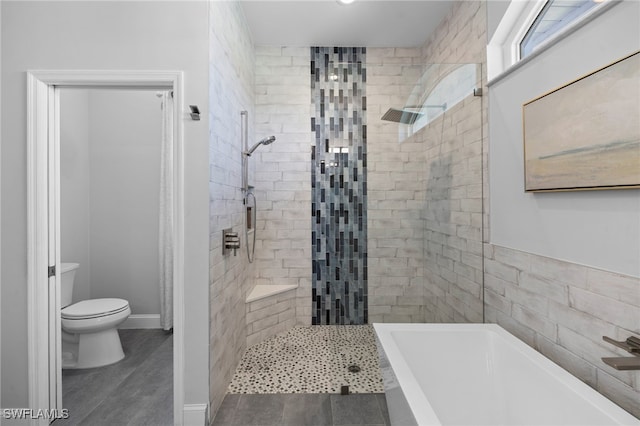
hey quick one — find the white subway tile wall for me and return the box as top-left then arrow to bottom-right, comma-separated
246,290 -> 297,348
366,46 -> 426,323
209,1 -> 256,417
367,1 -> 487,324
485,245 -> 640,417
254,46 -> 313,326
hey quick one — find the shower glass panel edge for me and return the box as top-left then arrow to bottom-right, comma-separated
331,60 -> 485,394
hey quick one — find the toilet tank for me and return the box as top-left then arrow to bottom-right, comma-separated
60,263 -> 80,308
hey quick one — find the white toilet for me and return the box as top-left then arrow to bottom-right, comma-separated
60,263 -> 131,369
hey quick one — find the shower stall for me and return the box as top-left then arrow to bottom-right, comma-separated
234,46 -> 486,394
307,50 -> 485,327
366,61 -> 485,326
248,51 -> 486,324
304,50 -> 486,391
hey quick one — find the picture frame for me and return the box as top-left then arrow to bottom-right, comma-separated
522,51 -> 640,192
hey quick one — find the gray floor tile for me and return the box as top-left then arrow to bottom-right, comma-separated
118,329 -> 173,368
76,335 -> 173,425
58,329 -> 172,426
374,393 -> 391,426
330,394 -> 386,426
214,393 -> 390,426
211,394 -> 241,425
282,394 -> 332,426
232,394 -> 285,426
59,367 -> 133,425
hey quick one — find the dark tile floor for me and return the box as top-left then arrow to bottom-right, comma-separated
56,329 -> 173,426
212,393 -> 391,426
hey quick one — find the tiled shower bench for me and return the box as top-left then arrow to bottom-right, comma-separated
246,284 -> 298,347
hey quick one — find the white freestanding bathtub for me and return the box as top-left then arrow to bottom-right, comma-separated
374,323 -> 639,426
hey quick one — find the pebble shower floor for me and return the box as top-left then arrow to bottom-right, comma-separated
227,325 -> 384,394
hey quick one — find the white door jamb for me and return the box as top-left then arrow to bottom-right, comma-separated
26,70 -> 185,426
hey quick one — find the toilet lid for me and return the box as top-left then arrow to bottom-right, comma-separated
62,298 -> 129,319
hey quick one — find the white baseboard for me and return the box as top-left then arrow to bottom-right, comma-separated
183,404 -> 209,426
119,314 -> 162,329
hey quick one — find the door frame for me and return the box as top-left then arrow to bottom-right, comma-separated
26,70 -> 185,425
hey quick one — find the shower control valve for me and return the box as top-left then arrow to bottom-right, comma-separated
222,228 -> 241,256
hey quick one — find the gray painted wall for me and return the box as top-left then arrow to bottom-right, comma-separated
1,0 -> 210,412
488,0 -> 640,277
61,89 -> 162,315
60,90 -> 92,304
486,0 -> 510,42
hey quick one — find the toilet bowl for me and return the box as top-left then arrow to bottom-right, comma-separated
60,263 -> 131,369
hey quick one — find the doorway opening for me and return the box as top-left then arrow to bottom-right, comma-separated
26,71 -> 184,425
58,87 -> 172,422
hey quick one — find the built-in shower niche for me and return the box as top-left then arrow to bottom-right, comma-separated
246,206 -> 253,231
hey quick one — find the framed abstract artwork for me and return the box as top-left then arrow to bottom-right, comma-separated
523,51 -> 640,192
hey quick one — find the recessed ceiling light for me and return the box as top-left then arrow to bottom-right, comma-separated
337,0 -> 356,4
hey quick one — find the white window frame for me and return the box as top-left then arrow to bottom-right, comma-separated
487,0 -> 546,81
487,0 -> 620,83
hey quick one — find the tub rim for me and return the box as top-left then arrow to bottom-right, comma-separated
373,323 -> 639,426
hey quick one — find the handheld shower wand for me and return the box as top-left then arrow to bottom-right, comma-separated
241,135 -> 277,263
244,136 -> 276,156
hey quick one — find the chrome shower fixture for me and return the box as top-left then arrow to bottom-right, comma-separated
381,104 -> 447,124
222,228 -> 240,256
381,108 -> 423,125
244,136 -> 276,156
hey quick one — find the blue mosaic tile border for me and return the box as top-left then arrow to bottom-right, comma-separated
310,47 -> 368,325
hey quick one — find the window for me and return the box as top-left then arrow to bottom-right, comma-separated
520,0 -> 602,59
487,0 -> 615,81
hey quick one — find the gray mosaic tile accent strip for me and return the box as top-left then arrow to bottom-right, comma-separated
311,46 -> 368,325
227,326 -> 383,394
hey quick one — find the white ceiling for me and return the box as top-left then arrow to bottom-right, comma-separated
239,1 -> 455,47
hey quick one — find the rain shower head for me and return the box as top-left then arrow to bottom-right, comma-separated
245,136 -> 276,156
381,108 -> 423,124
381,104 -> 447,124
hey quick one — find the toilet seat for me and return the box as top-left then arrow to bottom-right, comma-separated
62,298 -> 130,320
